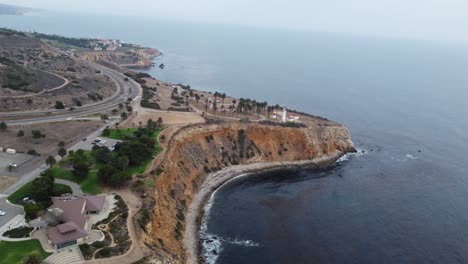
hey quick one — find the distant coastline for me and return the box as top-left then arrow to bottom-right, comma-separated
0,3 -> 35,16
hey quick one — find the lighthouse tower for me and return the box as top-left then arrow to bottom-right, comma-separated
281,108 -> 287,123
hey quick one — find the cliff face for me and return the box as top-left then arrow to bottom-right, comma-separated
80,48 -> 160,67
144,122 -> 355,263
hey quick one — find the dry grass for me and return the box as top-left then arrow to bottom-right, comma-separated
0,120 -> 101,155
123,111 -> 204,129
0,175 -> 16,192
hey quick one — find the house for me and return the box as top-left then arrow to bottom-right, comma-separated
46,195 -> 106,249
288,114 -> 300,122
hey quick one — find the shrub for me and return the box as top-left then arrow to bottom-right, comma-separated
55,101 -> 65,109
2,226 -> 33,238
27,149 -> 39,156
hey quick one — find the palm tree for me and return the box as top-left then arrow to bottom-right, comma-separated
58,148 -> 67,160
221,93 -> 226,106
212,101 -> 218,115
23,253 -> 42,264
46,156 -> 56,168
195,94 -> 200,105
157,117 -> 163,127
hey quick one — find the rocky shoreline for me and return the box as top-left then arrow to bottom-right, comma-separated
184,150 -> 349,264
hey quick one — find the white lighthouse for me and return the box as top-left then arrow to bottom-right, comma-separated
281,108 -> 287,123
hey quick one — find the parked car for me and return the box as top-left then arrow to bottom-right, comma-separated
0,211 -> 6,216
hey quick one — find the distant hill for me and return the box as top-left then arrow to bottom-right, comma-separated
0,3 -> 33,15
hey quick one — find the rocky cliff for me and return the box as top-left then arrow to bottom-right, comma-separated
80,47 -> 160,68
144,122 -> 355,263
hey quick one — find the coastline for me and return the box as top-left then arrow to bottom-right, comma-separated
183,150 -> 347,264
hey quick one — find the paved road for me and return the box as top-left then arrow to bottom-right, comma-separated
0,198 -> 23,231
2,64 -> 140,125
55,179 -> 83,196
0,120 -> 119,230
0,76 -> 142,232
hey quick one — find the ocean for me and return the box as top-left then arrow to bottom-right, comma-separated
3,11 -> 468,263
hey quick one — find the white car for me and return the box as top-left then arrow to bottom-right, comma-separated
0,211 -> 5,216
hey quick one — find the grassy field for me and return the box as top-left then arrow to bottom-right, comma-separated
0,240 -> 51,264
50,166 -> 101,195
105,128 -> 138,140
7,181 -> 72,205
51,127 -> 163,193
128,128 -> 163,174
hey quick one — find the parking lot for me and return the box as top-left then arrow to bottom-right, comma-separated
93,137 -> 121,151
0,197 -> 24,232
0,152 -> 34,177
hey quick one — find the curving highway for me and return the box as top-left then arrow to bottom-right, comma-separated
1,64 -> 142,125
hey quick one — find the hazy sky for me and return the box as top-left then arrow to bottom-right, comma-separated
5,0 -> 468,42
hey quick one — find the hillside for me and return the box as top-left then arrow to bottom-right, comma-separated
0,28 -> 116,112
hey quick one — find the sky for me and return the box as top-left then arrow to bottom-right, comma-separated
4,0 -> 468,43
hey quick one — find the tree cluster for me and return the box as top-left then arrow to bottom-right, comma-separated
92,127 -> 157,187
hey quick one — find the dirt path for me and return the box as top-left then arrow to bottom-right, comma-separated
0,67 -> 69,99
84,189 -> 145,264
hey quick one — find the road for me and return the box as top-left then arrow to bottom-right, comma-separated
1,64 -> 141,125
0,64 -> 143,233
0,123 -> 109,230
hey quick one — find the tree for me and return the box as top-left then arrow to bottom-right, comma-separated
126,105 -> 133,113
17,130 -> 24,137
58,141 -> 65,148
0,121 -> 7,132
31,174 -> 54,202
221,93 -> 226,106
55,101 -> 65,109
45,156 -> 56,168
212,100 -> 217,115
100,114 -> 109,123
97,164 -> 118,185
116,156 -> 129,171
73,161 -> 89,179
102,128 -> 110,137
195,94 -> 200,105
121,112 -> 128,120
147,119 -> 156,130
92,146 -> 112,163
32,130 -> 45,139
24,203 -> 44,222
58,148 -> 67,159
156,117 -> 163,128
23,253 -> 42,264
108,171 -> 131,187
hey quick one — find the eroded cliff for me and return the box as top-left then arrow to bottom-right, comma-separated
144,122 -> 355,263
